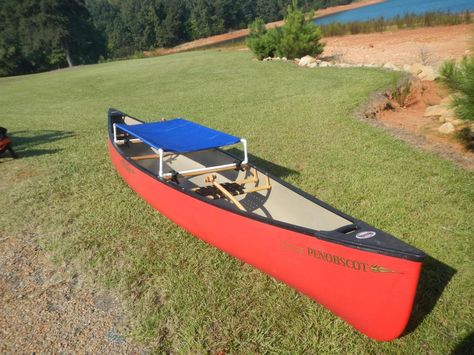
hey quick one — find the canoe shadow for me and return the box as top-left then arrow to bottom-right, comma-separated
5,130 -> 75,159
222,149 -> 455,337
404,255 -> 456,336
225,148 -> 300,179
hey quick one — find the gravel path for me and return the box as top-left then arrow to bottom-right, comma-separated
0,235 -> 142,353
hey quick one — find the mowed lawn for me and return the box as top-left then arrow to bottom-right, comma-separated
0,50 -> 472,353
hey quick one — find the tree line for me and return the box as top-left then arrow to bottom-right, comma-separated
0,0 -> 352,77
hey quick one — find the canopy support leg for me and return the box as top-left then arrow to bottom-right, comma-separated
241,138 -> 248,165
158,149 -> 164,177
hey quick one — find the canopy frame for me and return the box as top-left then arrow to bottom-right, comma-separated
113,122 -> 248,179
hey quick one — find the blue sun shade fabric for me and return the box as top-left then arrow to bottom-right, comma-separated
115,119 -> 240,153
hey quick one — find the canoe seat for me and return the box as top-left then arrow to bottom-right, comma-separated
192,170 -> 271,211
194,182 -> 246,199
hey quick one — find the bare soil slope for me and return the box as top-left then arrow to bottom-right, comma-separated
322,24 -> 473,68
375,81 -> 474,170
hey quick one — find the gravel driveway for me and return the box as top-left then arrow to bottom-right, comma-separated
0,235 -> 142,353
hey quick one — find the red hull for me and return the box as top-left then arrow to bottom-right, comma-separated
109,141 -> 421,341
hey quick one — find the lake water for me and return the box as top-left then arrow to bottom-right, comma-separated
313,0 -> 474,25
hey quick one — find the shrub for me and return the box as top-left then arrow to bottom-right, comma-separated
392,77 -> 413,107
439,56 -> 474,122
247,0 -> 324,60
247,18 -> 282,60
277,0 -> 324,59
455,127 -> 474,151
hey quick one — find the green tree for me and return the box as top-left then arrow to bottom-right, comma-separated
0,0 -> 105,76
440,56 -> 474,122
247,18 -> 281,60
161,0 -> 190,46
0,1 -> 33,76
247,0 -> 324,60
20,0 -> 104,67
213,0 -> 240,30
277,0 -> 324,59
256,0 -> 285,23
2,0 -> 355,75
189,0 -> 212,39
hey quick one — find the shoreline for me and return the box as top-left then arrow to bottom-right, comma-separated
146,0 -> 386,56
313,0 -> 385,19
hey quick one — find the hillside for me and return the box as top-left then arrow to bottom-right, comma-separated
0,51 -> 473,353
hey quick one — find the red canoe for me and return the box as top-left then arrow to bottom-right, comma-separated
108,108 -> 425,341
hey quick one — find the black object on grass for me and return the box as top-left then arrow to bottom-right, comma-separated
0,126 -> 18,159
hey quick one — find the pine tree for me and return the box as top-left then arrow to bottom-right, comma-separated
440,56 -> 474,122
277,0 -> 324,59
247,0 -> 324,60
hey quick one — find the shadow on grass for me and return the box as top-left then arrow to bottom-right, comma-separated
226,148 -> 299,179
404,255 -> 456,336
7,130 -> 75,158
224,149 -> 454,340
452,332 -> 474,355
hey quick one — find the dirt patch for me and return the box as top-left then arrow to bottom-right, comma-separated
361,80 -> 474,170
322,24 -> 473,68
321,24 -> 473,170
0,235 -> 143,353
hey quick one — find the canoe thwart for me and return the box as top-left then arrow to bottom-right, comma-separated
163,163 -> 248,180
131,153 -> 177,161
131,154 -> 159,161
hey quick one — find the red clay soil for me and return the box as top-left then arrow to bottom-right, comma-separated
377,81 -> 474,170
322,24 -> 473,67
322,23 -> 473,169
145,0 -> 385,56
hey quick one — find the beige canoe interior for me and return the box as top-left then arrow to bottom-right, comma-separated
116,116 -> 352,232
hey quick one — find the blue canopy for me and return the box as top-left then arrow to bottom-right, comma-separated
115,118 -> 241,153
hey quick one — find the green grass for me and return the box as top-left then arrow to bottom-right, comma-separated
0,50 -> 473,353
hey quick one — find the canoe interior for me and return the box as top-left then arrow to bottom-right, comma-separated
115,115 -> 353,233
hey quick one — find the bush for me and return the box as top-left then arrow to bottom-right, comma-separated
247,0 -> 324,60
455,127 -> 474,151
277,1 -> 324,59
247,18 -> 282,60
439,56 -> 474,122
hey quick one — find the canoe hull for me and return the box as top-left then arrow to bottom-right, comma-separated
109,141 -> 421,341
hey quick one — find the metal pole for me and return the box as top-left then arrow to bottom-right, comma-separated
158,149 -> 164,177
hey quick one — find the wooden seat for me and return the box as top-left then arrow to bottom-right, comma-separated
194,182 -> 246,199
192,168 -> 271,211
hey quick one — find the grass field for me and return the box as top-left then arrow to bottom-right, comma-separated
0,50 -> 473,353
